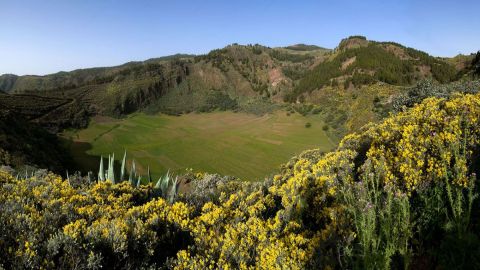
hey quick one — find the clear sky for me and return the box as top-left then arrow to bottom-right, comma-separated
1,0 -> 479,75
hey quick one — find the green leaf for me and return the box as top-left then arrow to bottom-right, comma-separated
98,156 -> 104,182
120,150 -> 127,181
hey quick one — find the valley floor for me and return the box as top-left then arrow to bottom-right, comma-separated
61,110 -> 335,180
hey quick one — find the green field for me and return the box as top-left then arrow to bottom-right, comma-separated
62,111 -> 335,180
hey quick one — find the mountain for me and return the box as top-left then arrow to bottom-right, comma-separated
284,43 -> 328,51
0,36 -> 475,134
1,37 -> 469,115
285,35 -> 459,101
0,45 -> 330,115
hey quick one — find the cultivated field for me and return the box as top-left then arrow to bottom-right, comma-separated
62,111 -> 335,180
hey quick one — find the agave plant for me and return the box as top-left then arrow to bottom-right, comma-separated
155,170 -> 170,195
154,170 -> 180,203
95,152 -> 180,202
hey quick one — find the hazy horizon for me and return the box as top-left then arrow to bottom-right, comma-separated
1,0 -> 479,76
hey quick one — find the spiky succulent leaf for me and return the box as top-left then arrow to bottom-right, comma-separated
66,171 -> 71,186
129,160 -> 137,186
147,166 -> 152,184
98,156 -> 104,182
163,171 -> 170,196
107,154 -> 115,183
136,175 -> 142,188
120,150 -> 127,181
154,176 -> 162,189
168,176 -> 179,203
155,170 -> 169,193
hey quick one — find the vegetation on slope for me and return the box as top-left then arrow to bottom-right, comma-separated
0,58 -> 192,116
2,92 -> 480,269
285,44 -> 327,51
473,51 -> 480,76
0,93 -> 89,132
286,36 -> 458,102
0,110 -> 72,172
0,38 -> 476,178
0,38 -> 469,121
0,44 -> 308,117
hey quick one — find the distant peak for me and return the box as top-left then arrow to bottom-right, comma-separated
338,35 -> 369,51
285,44 -> 325,51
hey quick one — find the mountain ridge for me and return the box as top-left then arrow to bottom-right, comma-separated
0,36 -> 477,128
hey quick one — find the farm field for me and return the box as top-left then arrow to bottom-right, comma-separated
61,111 -> 335,180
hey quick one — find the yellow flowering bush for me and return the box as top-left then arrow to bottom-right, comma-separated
1,92 -> 480,269
176,92 -> 480,269
0,172 -> 192,269
340,93 -> 480,191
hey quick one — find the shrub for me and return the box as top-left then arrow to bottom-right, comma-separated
0,172 -> 191,269
392,79 -> 480,111
269,50 -> 314,63
3,92 -> 480,269
339,160 -> 412,269
305,122 -> 312,128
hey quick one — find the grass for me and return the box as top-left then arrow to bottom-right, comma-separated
61,111 -> 335,180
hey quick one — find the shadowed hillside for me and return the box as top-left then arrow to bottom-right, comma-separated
0,109 -> 73,172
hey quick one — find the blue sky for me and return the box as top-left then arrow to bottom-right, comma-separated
0,0 -> 479,75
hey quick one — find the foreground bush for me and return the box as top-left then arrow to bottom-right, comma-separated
1,92 -> 480,269
0,173 -> 191,269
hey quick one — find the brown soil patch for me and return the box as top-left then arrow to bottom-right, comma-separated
341,56 -> 356,70
269,68 -> 285,87
417,65 -> 431,77
383,44 -> 411,60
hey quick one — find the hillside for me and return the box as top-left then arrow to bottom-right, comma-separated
1,92 -> 480,269
1,37 -> 470,124
0,58 -> 192,116
1,37 -> 471,122
285,36 -> 460,102
0,45 -> 329,117
0,109 -> 73,172
0,93 -> 89,132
